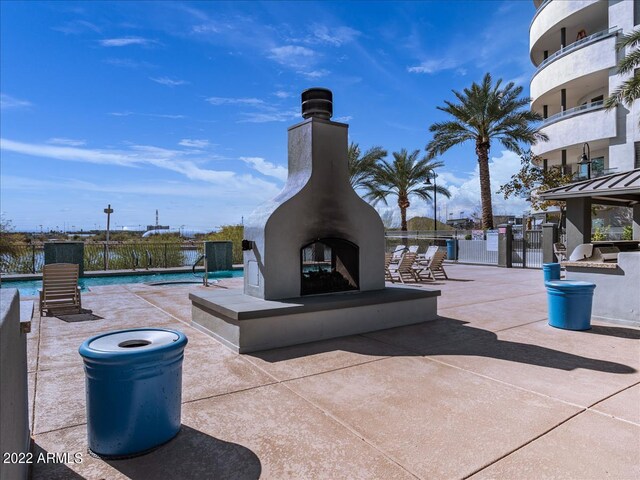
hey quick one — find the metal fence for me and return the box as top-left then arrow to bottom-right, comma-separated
0,244 -> 44,274
385,230 -> 499,265
384,229 -> 545,268
458,239 -> 498,265
512,230 -> 543,269
1,243 -> 204,274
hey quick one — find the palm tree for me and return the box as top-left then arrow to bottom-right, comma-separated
365,148 -> 450,231
348,142 -> 387,190
426,73 -> 547,230
605,28 -> 640,113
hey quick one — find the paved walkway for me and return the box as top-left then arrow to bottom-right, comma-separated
27,264 -> 639,479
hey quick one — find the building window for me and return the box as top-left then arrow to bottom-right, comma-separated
635,142 -> 640,168
635,0 -> 640,26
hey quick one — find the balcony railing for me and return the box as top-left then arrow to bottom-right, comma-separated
573,167 -> 618,182
539,100 -> 605,129
533,27 -> 620,75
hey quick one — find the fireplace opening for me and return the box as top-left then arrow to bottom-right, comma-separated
301,238 -> 359,295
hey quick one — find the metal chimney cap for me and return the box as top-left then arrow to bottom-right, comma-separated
301,87 -> 333,120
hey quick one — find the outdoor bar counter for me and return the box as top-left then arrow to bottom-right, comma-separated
562,250 -> 640,326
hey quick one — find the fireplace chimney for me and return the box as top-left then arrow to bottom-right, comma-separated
243,88 -> 385,300
301,88 -> 333,120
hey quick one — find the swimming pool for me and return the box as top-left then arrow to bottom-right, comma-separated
1,270 -> 244,297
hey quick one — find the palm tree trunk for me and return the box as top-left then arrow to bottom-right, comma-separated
398,197 -> 410,232
476,140 -> 494,230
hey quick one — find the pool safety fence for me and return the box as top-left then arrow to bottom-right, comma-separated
1,243 -> 205,275
385,229 -> 544,269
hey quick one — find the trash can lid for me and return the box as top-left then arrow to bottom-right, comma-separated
85,328 -> 183,353
545,280 -> 596,289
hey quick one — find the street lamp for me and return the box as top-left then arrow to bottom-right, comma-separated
577,142 -> 591,180
104,204 -> 114,270
425,171 -> 438,237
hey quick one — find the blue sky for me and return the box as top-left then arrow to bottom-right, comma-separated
1,0 -> 536,232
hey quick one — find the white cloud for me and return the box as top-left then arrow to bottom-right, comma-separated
407,58 -> 461,74
47,137 -> 86,147
274,91 -> 291,99
150,76 -> 189,86
333,116 -> 353,123
435,150 -> 530,217
0,138 -> 280,195
310,25 -> 360,46
206,97 -> 264,106
99,37 -> 156,47
1,93 -> 32,109
104,58 -> 155,68
238,109 -> 299,123
241,157 -> 288,181
297,69 -> 330,79
109,111 -> 185,119
192,24 -> 219,34
269,45 -> 317,69
179,139 -> 209,148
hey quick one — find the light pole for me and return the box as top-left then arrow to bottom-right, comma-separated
425,172 -> 438,237
578,142 -> 591,180
104,204 -> 113,270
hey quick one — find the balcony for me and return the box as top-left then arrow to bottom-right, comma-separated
532,105 -> 616,157
533,28 -> 619,76
530,0 -> 602,56
530,32 -> 618,101
539,100 -> 604,129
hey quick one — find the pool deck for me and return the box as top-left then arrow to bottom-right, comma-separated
23,263 -> 639,479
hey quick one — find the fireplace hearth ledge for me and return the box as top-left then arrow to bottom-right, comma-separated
189,286 -> 440,353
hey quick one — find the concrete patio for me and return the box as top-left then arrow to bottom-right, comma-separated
25,264 -> 639,479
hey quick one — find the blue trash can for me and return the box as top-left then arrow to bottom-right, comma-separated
542,263 -> 561,282
446,239 -> 458,261
79,328 -> 188,458
545,280 -> 596,331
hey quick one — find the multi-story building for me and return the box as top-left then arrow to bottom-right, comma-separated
529,0 -> 639,180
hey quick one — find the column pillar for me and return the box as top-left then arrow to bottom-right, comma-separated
498,224 -> 513,268
542,223 -> 559,263
633,204 -> 640,240
44,242 -> 84,276
565,198 -> 592,257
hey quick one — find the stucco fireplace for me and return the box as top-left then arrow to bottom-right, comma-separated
190,88 -> 439,353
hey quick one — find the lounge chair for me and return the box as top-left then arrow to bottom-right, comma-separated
384,252 -> 395,282
39,263 -> 82,316
417,249 -> 448,280
418,245 -> 439,263
390,245 -> 407,262
388,252 -> 421,283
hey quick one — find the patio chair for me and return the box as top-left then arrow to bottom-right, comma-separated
39,263 -> 82,316
417,245 -> 439,263
418,249 -> 448,281
553,242 -> 567,262
388,252 -> 421,283
391,245 -> 407,262
384,252 -> 395,282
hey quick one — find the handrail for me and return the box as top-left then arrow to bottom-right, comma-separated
145,250 -> 152,270
192,254 -> 209,286
533,27 -> 620,76
539,100 -> 605,129
131,251 -> 139,270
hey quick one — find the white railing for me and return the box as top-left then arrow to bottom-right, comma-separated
533,27 -> 620,76
539,100 -> 605,129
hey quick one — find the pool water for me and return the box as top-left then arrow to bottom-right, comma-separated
1,270 -> 244,297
